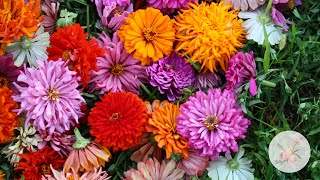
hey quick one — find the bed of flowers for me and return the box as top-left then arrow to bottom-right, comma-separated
0,0 -> 319,179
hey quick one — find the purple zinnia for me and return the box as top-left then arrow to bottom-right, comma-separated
101,2 -> 133,31
177,88 -> 251,159
0,54 -> 22,93
13,59 -> 85,134
91,0 -> 130,18
146,53 -> 195,101
90,32 -> 145,94
226,51 -> 258,96
194,72 -> 222,90
147,0 -> 197,14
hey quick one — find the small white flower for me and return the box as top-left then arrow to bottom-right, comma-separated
6,26 -> 50,67
207,148 -> 254,180
238,6 -> 282,45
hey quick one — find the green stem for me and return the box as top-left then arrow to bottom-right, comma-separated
138,80 -> 156,100
73,128 -> 90,149
264,0 -> 273,16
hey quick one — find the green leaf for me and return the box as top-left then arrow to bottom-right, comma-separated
248,99 -> 265,106
308,126 -> 320,136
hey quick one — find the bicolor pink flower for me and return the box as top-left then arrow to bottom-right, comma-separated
41,0 -> 60,34
194,72 -> 222,90
177,150 -> 209,176
101,2 -> 133,31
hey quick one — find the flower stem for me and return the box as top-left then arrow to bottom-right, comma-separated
265,0 -> 273,15
138,80 -> 156,100
73,128 -> 90,149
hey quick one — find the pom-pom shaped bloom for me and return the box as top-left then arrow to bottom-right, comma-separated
124,158 -> 185,180
41,0 -> 60,34
118,8 -> 175,65
175,2 -> 245,73
146,53 -> 195,101
147,103 -> 189,159
88,92 -> 148,151
226,51 -> 258,96
177,150 -> 209,176
177,88 -> 251,159
101,2 -> 133,31
13,59 -> 85,134
146,0 -> 197,14
194,72 -> 222,90
90,32 -> 145,94
47,24 -> 105,87
225,0 -> 266,11
43,166 -> 110,180
0,87 -> 20,144
0,54 -> 22,92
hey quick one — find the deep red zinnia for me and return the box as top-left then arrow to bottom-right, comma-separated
14,146 -> 65,180
88,92 -> 148,152
47,23 -> 104,87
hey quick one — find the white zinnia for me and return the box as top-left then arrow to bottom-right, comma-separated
238,6 -> 282,45
6,26 -> 50,67
207,148 -> 254,180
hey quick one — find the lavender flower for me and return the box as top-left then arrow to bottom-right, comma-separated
0,54 -> 22,93
146,53 -> 195,101
272,6 -> 289,31
147,0 -> 197,14
91,0 -> 130,18
101,2 -> 133,31
194,72 -> 222,90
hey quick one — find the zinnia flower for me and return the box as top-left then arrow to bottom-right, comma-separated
0,86 -> 20,144
88,92 -> 148,151
13,59 -> 85,134
0,0 -> 42,55
271,6 -> 289,31
6,26 -> 50,67
225,51 -> 258,96
207,148 -> 254,180
146,53 -> 195,101
147,103 -> 189,159
175,2 -> 245,73
47,23 -> 105,87
177,150 -> 209,176
90,32 -> 145,94
0,54 -> 22,92
63,128 -> 112,173
101,2 -> 133,31
43,166 -> 110,180
177,88 -> 251,159
274,0 -> 302,12
41,0 -> 60,34
91,0 -> 130,18
194,72 -> 222,90
225,0 -> 266,11
14,146 -> 65,180
146,0 -> 197,14
118,8 -> 175,65
144,100 -> 169,114
124,158 -> 185,180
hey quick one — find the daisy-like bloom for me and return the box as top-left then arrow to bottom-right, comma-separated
88,92 -> 148,151
41,0 -> 60,34
101,2 -> 133,31
146,53 -> 195,101
177,88 -> 251,159
207,148 -> 254,180
177,150 -> 209,176
225,0 -> 266,11
238,5 -> 282,45
124,158 -> 185,180
13,59 -> 85,134
0,0 -> 42,55
91,0 -> 130,18
14,146 -> 65,180
90,32 -> 145,94
0,87 -> 20,144
147,103 -> 189,159
194,72 -> 222,90
146,0 -> 197,14
0,54 -> 22,92
43,166 -> 110,180
36,131 -> 76,157
175,2 -> 245,73
118,8 -> 175,65
6,26 -> 50,67
47,24 -> 105,87
225,51 -> 258,96
63,128 -> 111,173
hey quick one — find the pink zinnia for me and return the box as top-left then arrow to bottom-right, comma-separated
147,0 -> 197,14
177,150 -> 209,176
177,88 -> 251,159
91,0 -> 130,18
13,59 -> 85,134
90,32 -> 145,94
0,53 -> 22,93
101,2 -> 133,31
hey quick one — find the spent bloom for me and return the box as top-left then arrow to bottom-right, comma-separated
0,54 -> 22,92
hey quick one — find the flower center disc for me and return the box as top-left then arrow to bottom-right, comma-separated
143,28 -> 157,41
109,112 -> 122,121
203,115 -> 220,130
0,76 -> 9,88
47,88 -> 60,102
41,163 -> 51,174
62,50 -> 70,61
111,64 -> 124,76
21,37 -> 32,50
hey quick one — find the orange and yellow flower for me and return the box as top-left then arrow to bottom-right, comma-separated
174,2 -> 245,73
118,8 -> 175,66
147,103 -> 189,159
0,86 -> 19,144
0,0 -> 42,55
0,170 -> 5,180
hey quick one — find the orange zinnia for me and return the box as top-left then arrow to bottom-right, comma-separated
118,8 -> 175,66
0,86 -> 19,144
147,103 -> 189,159
0,0 -> 42,55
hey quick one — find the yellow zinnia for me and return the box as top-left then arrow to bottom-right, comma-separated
118,8 -> 175,66
175,2 -> 245,73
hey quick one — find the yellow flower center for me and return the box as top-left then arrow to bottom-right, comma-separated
203,115 -> 220,130
143,28 -> 157,41
67,175 -> 75,180
114,9 -> 122,15
109,112 -> 122,121
48,88 -> 60,102
62,50 -> 70,61
0,76 -> 9,88
111,64 -> 124,76
289,0 -> 295,9
41,164 -> 51,174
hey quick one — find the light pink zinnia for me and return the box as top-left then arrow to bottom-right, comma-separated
147,0 -> 197,14
41,0 -> 60,34
0,53 -> 22,93
124,158 -> 185,180
90,32 -> 145,94
177,88 -> 251,159
13,59 -> 85,134
177,150 -> 209,176
101,2 -> 133,31
225,0 -> 266,11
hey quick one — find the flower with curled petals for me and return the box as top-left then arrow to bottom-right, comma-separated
43,166 -> 110,180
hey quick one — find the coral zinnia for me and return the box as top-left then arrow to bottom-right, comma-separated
177,88 -> 251,159
177,150 -> 209,176
0,0 -> 42,55
175,2 -> 245,73
147,103 -> 189,159
14,146 -> 65,180
88,92 -> 148,151
0,86 -> 19,144
44,166 -> 110,180
118,8 -> 175,65
47,23 -> 105,87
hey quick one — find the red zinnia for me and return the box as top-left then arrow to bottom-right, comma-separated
88,92 -> 148,152
14,146 -> 65,180
47,23 -> 104,87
